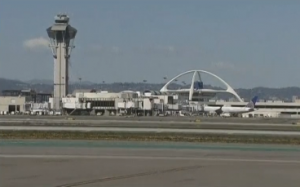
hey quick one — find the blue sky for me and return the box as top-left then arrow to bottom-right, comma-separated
1,0 -> 300,88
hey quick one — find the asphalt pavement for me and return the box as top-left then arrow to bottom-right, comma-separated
1,115 -> 300,132
1,140 -> 300,187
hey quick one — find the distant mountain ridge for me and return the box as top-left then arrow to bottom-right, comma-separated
25,79 -> 94,85
1,78 -> 300,101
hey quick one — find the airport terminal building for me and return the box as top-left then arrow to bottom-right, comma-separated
1,71 -> 300,118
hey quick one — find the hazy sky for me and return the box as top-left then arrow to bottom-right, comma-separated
1,0 -> 300,88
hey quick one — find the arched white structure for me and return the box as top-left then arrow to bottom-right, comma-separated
160,70 -> 243,102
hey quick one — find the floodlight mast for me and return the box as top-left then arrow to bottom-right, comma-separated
46,14 -> 77,112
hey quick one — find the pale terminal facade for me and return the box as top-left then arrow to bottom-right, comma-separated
2,70 -> 300,118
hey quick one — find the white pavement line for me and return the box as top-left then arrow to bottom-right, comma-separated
0,119 -> 293,126
1,154 -> 300,164
1,126 -> 300,135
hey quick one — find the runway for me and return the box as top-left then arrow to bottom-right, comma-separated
1,140 -> 300,187
2,125 -> 300,136
0,115 -> 299,124
1,116 -> 300,132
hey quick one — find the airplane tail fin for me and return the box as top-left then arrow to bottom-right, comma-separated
245,96 -> 258,109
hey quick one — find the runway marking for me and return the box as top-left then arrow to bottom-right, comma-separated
1,154 -> 300,164
1,126 -> 300,135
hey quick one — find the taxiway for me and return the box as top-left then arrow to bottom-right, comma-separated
1,116 -> 300,132
1,140 -> 300,187
1,125 -> 300,136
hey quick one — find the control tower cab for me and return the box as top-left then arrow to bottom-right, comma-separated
54,14 -> 70,23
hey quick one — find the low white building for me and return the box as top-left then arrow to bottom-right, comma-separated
31,102 -> 51,114
56,89 -> 180,116
0,96 -> 31,114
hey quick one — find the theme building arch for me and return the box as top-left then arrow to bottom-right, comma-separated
160,70 -> 242,102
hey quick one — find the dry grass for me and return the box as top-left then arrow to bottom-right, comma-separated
1,130 -> 300,145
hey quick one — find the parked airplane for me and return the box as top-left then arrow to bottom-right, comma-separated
201,96 -> 258,115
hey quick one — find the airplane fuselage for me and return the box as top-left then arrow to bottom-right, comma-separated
202,106 -> 254,115
221,106 -> 254,113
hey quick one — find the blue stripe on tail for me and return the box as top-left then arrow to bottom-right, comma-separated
251,96 -> 258,106
245,96 -> 258,108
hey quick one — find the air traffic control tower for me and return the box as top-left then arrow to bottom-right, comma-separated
46,14 -> 77,112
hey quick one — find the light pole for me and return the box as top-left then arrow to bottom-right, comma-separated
143,80 -> 148,116
78,77 -> 82,89
162,77 -> 168,114
102,81 -> 105,90
163,77 -> 167,84
143,80 -> 147,90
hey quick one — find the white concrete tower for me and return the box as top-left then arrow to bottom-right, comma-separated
46,14 -> 77,112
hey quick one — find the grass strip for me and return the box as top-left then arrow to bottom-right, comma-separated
1,130 -> 300,145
